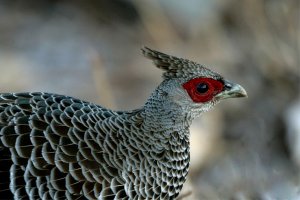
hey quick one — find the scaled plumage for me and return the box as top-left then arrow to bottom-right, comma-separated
0,47 -> 247,200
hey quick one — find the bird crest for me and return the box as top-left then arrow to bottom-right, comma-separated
142,46 -> 211,80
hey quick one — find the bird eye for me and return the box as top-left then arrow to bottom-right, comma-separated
183,78 -> 224,103
196,83 -> 209,94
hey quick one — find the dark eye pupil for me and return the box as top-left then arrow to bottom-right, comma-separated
197,83 -> 209,93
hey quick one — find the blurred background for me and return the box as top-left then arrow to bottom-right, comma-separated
0,0 -> 299,199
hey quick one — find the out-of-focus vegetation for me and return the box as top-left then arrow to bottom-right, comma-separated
0,0 -> 299,199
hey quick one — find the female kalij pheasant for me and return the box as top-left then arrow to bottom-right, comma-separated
0,47 -> 247,200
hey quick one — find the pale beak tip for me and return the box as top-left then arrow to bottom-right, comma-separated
236,86 -> 248,98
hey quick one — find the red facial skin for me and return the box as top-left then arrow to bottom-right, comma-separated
182,78 -> 224,103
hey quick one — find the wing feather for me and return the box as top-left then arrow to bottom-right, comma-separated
0,92 -> 126,200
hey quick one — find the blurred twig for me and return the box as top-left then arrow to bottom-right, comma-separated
89,49 -> 116,110
132,0 -> 183,47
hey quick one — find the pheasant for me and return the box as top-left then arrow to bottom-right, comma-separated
0,47 -> 247,200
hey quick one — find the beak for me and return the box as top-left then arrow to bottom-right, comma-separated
215,80 -> 247,100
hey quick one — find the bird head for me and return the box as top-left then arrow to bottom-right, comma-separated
142,47 -> 247,118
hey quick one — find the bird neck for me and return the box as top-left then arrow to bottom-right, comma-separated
143,100 -> 192,133
142,93 -> 193,147
138,100 -> 191,196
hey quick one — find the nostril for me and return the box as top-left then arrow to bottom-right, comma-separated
224,83 -> 232,90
